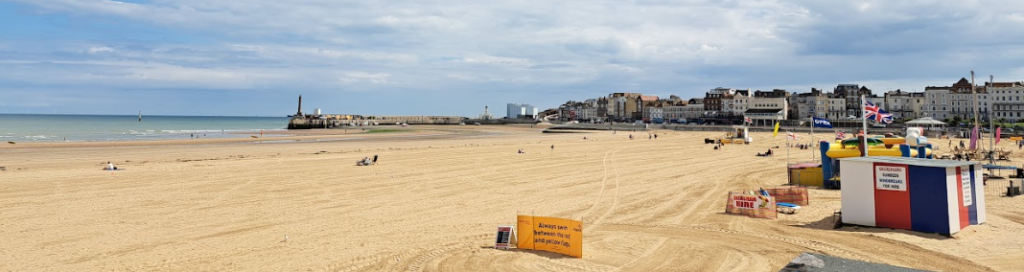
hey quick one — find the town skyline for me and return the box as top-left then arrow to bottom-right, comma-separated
552,76 -> 1024,126
2,1 -> 1024,116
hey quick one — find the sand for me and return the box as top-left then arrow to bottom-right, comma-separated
0,125 -> 1022,271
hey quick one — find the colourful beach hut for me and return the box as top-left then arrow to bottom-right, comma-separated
788,163 -> 823,187
838,157 -> 985,235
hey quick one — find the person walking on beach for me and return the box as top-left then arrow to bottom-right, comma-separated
654,134 -> 658,139
629,134 -> 633,140
551,145 -> 554,151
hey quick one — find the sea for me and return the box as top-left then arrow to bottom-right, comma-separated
0,114 -> 291,142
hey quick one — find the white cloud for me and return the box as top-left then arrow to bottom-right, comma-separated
87,46 -> 115,54
5,0 -> 1024,115
338,71 -> 391,84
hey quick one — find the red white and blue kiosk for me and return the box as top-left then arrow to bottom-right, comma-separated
839,156 -> 986,235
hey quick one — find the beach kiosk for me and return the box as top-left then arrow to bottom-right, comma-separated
839,157 -> 985,235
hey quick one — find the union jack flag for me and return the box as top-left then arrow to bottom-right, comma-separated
863,101 -> 893,124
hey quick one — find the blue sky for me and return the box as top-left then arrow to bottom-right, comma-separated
1,0 -> 1023,117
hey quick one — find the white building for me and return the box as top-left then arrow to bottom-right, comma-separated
884,90 -> 924,121
726,89 -> 750,116
663,104 -> 687,122
990,82 -> 1024,122
642,105 -> 664,121
791,89 -> 827,120
924,86 -> 952,120
682,99 -> 704,119
743,89 -> 789,125
506,103 -> 539,119
826,96 -> 846,120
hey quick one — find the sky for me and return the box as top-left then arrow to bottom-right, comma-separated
1,0 -> 1024,117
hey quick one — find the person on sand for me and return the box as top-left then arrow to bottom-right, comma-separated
551,145 -> 554,151
106,161 -> 116,170
629,134 -> 633,140
654,134 -> 658,139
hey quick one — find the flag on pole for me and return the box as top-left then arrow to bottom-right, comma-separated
970,125 -> 979,150
773,121 -> 780,138
812,117 -> 832,128
744,117 -> 752,124
863,101 -> 894,124
996,127 -> 1002,144
787,132 -> 800,141
835,130 -> 845,139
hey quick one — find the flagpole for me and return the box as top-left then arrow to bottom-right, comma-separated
972,71 -> 979,150
810,119 -> 815,160
862,94 -> 869,157
990,74 -> 995,165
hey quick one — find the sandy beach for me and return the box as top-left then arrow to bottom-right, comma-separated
1,125 -> 1022,271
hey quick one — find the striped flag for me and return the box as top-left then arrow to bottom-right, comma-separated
787,132 -> 800,141
835,130 -> 845,139
744,117 -> 752,124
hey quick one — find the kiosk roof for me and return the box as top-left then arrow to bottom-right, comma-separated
840,156 -> 979,168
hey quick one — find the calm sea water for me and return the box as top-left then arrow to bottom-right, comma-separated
0,114 -> 290,142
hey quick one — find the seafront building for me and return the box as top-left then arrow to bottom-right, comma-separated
989,81 -> 1024,122
506,103 -> 539,119
548,75 -> 1014,126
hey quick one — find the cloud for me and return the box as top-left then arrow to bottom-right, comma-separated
3,0 -> 1024,116
338,71 -> 391,84
86,46 -> 115,54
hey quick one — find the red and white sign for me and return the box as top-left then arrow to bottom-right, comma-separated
961,167 -> 973,206
732,195 -> 766,209
875,165 -> 908,191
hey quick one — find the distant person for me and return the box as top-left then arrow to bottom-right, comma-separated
551,145 -> 554,151
105,161 -> 116,170
629,134 -> 633,140
654,134 -> 658,139
960,140 -> 965,148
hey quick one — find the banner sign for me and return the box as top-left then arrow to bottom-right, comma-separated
516,215 -> 583,258
875,164 -> 908,191
495,226 -> 514,249
732,194 -> 763,209
725,192 -> 777,219
960,167 -> 973,206
812,117 -> 833,128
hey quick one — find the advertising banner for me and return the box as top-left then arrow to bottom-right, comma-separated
725,192 -> 777,219
516,215 -> 582,258
812,117 -> 833,128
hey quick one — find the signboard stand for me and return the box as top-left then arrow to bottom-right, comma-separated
495,225 -> 517,249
